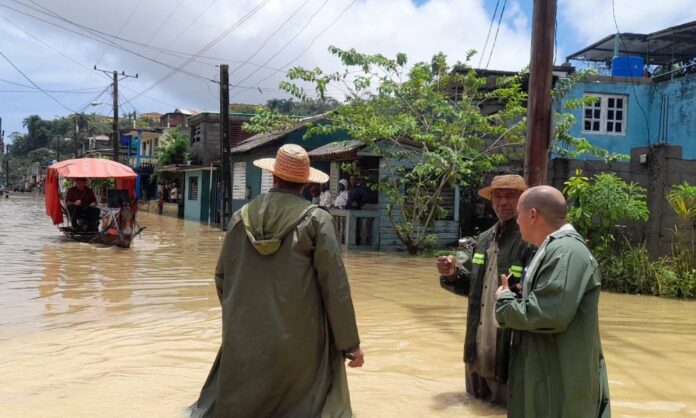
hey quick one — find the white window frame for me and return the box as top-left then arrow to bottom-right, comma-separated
232,162 -> 246,199
260,169 -> 273,194
582,94 -> 627,136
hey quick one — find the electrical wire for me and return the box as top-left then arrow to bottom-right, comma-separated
128,0 -> 274,101
240,0 -> 356,94
233,0 -> 330,87
611,0 -> 651,143
485,0 -> 507,69
94,0 -> 144,65
478,0 -> 501,68
1,2 -> 215,84
230,0 -> 313,76
0,50 -> 78,113
132,0 -> 221,74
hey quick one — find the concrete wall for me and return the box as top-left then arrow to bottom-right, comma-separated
561,74 -> 696,159
548,144 -> 696,257
184,170 -> 215,222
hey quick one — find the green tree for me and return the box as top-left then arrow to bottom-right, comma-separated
156,127 -> 189,166
563,169 -> 649,248
250,47 -> 528,254
247,47 -> 622,254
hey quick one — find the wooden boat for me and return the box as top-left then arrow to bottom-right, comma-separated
45,158 -> 144,248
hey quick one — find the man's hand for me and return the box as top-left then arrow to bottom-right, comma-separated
436,255 -> 456,277
90,202 -> 97,207
75,199 -> 82,206
496,273 -> 510,299
347,346 -> 364,368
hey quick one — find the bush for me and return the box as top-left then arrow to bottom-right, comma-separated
596,244 -> 656,295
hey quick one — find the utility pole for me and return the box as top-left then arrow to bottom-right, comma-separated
524,0 -> 557,187
94,66 -> 138,163
219,64 -> 231,230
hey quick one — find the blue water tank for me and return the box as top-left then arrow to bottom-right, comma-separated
611,55 -> 644,77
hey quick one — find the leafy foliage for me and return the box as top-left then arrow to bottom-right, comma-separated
246,47 -> 621,254
156,128 -> 189,166
563,169 -> 648,247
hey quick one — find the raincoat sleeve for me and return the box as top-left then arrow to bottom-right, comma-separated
214,214 -> 241,300
440,256 -> 473,296
311,210 -> 360,351
495,243 -> 594,334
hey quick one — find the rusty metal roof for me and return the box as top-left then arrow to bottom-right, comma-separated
230,114 -> 327,154
307,140 -> 364,161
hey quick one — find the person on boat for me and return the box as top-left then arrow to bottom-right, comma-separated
190,144 -> 363,418
65,178 -> 100,231
436,174 -> 535,406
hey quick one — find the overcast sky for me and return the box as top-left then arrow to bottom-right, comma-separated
1,0 -> 695,139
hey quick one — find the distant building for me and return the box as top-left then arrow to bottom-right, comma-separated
562,20 -> 696,159
160,108 -> 201,129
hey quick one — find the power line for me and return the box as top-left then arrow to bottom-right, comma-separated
129,0 -> 184,73
240,0 -> 355,93
0,50 -> 78,113
1,2 -> 214,84
478,0 -> 501,68
233,0 -> 330,87
94,0 -> 144,65
132,0 -> 220,74
230,0 -> 313,76
1,3 -> 284,74
485,0 -> 507,69
611,0 -> 651,143
0,13 -> 111,84
0,77 -> 107,92
128,0 -> 274,101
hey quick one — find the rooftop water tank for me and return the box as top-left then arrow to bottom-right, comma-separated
611,55 -> 644,77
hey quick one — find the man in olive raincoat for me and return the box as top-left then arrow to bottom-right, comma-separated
437,175 -> 534,404
495,186 -> 610,418
191,144 -> 364,418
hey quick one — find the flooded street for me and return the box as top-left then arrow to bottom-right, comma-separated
1,194 -> 696,417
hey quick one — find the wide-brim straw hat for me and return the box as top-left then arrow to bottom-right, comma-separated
478,174 -> 527,200
253,144 -> 329,184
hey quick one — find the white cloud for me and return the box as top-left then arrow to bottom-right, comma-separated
560,0 -> 696,44
0,0 -> 529,136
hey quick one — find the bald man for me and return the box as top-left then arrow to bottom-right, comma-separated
494,186 -> 610,418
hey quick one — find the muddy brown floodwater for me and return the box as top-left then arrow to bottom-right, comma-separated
1,194 -> 696,417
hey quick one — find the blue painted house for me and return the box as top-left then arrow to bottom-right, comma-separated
561,20 -> 696,159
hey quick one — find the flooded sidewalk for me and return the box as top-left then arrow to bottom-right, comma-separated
1,194 -> 695,417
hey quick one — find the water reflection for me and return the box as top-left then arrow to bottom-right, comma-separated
1,195 -> 695,417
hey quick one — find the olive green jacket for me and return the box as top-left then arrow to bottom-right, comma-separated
440,221 -> 534,383
191,190 -> 360,418
495,226 -> 611,418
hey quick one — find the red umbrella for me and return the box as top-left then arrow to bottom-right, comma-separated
48,158 -> 136,179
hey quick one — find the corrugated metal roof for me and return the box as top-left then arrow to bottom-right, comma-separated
307,140 -> 364,160
230,114 -> 327,154
567,20 -> 696,65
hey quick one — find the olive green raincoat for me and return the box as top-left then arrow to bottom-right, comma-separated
191,190 -> 360,418
495,225 -> 611,418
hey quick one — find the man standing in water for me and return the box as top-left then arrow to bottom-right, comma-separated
191,144 -> 363,418
495,186 -> 610,417
437,175 -> 534,405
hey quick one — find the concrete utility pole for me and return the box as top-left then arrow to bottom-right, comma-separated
94,66 -> 138,162
524,0 -> 557,186
219,64 -> 232,230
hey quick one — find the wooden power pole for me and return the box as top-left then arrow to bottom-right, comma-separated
524,0 -> 557,186
94,66 -> 138,163
219,64 -> 232,230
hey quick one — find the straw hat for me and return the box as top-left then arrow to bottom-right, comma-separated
478,174 -> 527,200
253,144 -> 329,184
